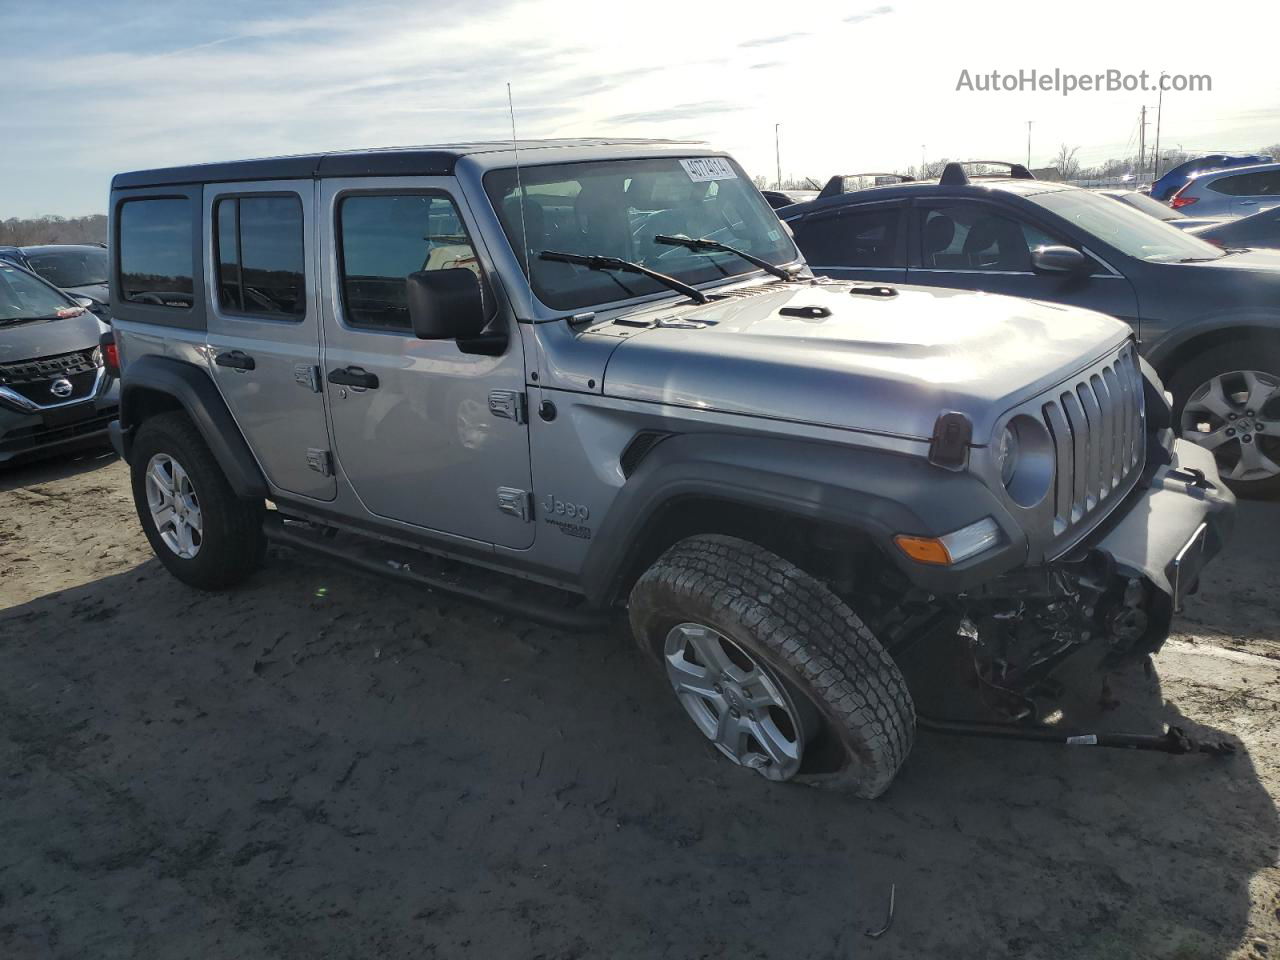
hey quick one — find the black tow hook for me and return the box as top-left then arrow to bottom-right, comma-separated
916,714 -> 1236,757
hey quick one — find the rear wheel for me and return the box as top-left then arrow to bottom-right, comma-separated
629,534 -> 915,798
1170,341 -> 1280,499
130,411 -> 265,589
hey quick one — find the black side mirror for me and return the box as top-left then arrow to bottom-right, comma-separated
1030,245 -> 1089,275
406,269 -> 486,341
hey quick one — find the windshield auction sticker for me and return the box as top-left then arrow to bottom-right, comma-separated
680,157 -> 738,181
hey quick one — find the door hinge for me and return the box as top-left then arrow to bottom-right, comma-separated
488,389 -> 527,424
306,448 -> 333,476
496,486 -> 532,522
294,364 -> 322,393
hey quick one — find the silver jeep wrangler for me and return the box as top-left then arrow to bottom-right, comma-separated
105,140 -> 1235,797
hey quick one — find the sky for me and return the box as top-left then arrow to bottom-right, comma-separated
3,0 -> 1279,217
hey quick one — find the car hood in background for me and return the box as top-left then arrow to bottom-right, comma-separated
601,281 -> 1130,442
62,282 -> 110,303
0,311 -> 106,364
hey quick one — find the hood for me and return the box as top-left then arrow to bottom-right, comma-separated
0,310 -> 106,365
601,281 -> 1130,443
62,282 -> 110,303
1178,247 -> 1280,272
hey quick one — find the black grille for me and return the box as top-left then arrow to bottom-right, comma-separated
0,407 -> 117,455
0,349 -> 99,405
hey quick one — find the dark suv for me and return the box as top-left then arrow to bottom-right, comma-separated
0,260 -> 118,464
781,162 -> 1280,497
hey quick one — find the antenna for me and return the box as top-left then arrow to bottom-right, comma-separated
507,82 -> 531,280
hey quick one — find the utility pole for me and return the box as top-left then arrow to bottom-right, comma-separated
921,144 -> 926,176
1152,89 -> 1164,181
1027,120 -> 1033,168
774,124 -> 782,190
1138,104 -> 1148,183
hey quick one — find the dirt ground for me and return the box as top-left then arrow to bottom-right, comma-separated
2,450 -> 1279,960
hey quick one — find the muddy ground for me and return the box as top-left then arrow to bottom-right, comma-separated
2,450 -> 1278,960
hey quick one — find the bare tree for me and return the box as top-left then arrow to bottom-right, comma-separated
1263,143 -> 1280,162
0,215 -> 108,247
1054,144 -> 1081,182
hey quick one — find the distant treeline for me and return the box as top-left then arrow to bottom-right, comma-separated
0,215 -> 108,247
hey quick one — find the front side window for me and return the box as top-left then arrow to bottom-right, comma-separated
0,261 -> 77,324
1029,189 -> 1224,263
337,193 -> 482,331
917,204 -> 1040,271
214,195 -> 306,318
25,248 -> 109,288
484,157 -> 798,311
119,198 -> 194,308
791,206 -> 902,268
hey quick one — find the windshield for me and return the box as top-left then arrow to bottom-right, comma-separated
25,248 -> 108,288
1030,189 -> 1226,263
0,262 -> 77,322
1118,191 -> 1182,221
484,157 -> 798,310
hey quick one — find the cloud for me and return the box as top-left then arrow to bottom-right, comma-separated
603,101 -> 744,125
738,32 -> 808,48
844,4 -> 893,23
749,62 -> 781,70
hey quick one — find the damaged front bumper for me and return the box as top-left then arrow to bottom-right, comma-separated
1064,437 -> 1234,628
952,437 -> 1235,700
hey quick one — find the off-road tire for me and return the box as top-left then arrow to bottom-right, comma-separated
628,534 -> 915,798
1168,339 -> 1280,500
130,411 -> 265,589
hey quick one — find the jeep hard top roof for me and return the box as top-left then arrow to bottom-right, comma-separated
112,138 -> 713,190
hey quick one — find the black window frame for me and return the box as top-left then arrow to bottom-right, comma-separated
212,191 -> 308,323
334,188 -> 494,336
787,200 -> 908,270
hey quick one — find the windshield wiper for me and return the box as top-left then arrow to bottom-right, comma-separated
538,250 -> 710,304
654,234 -> 798,281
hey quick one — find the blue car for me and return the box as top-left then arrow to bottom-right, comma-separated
1151,154 -> 1272,203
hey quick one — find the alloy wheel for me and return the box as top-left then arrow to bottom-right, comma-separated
662,622 -> 815,781
145,453 -> 203,559
1180,369 -> 1280,482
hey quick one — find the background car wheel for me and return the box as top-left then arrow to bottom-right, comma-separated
629,534 -> 915,798
130,411 -> 265,589
1170,341 -> 1280,499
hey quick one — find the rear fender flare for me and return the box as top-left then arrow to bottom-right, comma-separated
117,355 -> 267,499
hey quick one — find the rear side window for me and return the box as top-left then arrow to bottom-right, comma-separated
1210,171 -> 1280,197
337,193 -> 482,332
791,207 -> 902,268
214,195 -> 306,318
118,198 -> 194,308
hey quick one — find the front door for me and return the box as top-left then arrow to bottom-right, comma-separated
319,178 -> 534,549
906,200 -> 1140,329
204,181 -> 335,500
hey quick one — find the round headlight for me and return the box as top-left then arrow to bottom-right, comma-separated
997,416 -> 1055,508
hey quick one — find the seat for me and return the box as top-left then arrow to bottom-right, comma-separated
962,216 -> 1031,271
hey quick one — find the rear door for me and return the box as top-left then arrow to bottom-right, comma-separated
906,199 -> 1140,328
785,201 -> 907,283
204,181 -> 335,500
318,177 -> 534,549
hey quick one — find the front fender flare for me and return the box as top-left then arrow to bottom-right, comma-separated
117,355 -> 267,499
580,432 -> 1026,604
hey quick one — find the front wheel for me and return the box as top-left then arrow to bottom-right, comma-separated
130,411 -> 265,589
1170,340 -> 1280,499
628,535 -> 915,798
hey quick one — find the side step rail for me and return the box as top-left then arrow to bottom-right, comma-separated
263,513 -> 616,633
